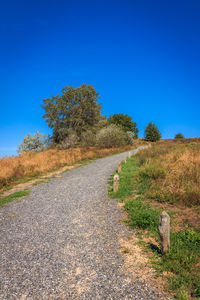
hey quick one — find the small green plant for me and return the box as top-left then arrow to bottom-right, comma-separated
0,190 -> 31,207
124,197 -> 160,234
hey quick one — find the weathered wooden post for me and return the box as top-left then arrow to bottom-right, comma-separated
118,161 -> 122,173
124,157 -> 127,163
113,174 -> 119,192
158,211 -> 170,255
128,151 -> 131,158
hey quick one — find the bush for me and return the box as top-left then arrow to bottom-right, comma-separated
126,131 -> 135,145
96,124 -> 126,148
175,133 -> 184,139
144,122 -> 161,142
58,132 -> 78,149
17,131 -> 47,153
81,130 -> 96,146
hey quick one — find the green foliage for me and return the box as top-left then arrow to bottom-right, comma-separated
124,198 -> 160,232
42,83 -> 102,143
96,124 -> 126,148
17,131 -> 47,153
108,114 -> 138,138
175,133 -> 185,139
0,190 -> 31,207
144,122 -> 161,142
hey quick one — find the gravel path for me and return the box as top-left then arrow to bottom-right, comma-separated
0,147 -> 167,299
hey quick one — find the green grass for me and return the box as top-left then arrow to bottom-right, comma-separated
109,156 -> 139,201
124,197 -> 160,235
109,155 -> 200,299
0,190 -> 31,207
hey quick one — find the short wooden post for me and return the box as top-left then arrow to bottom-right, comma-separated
124,157 -> 127,163
118,161 -> 122,173
113,174 -> 119,192
158,211 -> 170,255
128,151 -> 131,158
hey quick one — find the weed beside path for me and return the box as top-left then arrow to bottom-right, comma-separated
0,190 -> 31,207
110,144 -> 200,300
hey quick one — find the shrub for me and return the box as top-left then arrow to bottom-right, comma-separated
144,122 -> 161,142
96,124 -> 126,148
17,131 -> 47,153
81,130 -> 96,146
126,131 -> 135,145
175,133 -> 184,139
58,132 -> 78,149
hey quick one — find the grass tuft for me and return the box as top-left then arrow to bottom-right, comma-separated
0,189 -> 31,207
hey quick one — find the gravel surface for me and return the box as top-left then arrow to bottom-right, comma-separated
0,147 -> 167,299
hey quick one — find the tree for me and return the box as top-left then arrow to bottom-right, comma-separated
17,131 -> 47,153
175,133 -> 184,139
42,84 -> 102,143
108,114 -> 138,138
144,122 -> 161,142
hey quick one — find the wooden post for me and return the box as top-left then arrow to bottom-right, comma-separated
113,174 -> 119,192
158,211 -> 170,255
128,151 -> 131,158
124,157 -> 127,163
118,161 -> 122,173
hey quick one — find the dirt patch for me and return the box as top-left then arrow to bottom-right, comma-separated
119,234 -> 171,299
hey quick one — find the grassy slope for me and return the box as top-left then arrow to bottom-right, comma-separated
110,139 -> 200,300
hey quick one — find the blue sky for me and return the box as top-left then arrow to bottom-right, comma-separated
0,0 -> 199,156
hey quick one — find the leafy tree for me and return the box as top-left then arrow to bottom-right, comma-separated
144,122 -> 161,142
175,133 -> 184,139
17,131 -> 47,153
42,84 -> 102,143
108,114 -> 138,138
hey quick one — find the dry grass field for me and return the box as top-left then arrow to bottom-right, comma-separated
136,138 -> 200,207
0,144 -> 138,193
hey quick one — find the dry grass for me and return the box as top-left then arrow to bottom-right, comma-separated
135,138 -> 200,207
0,145 -> 134,192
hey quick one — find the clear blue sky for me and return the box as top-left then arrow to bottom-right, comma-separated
0,0 -> 200,156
